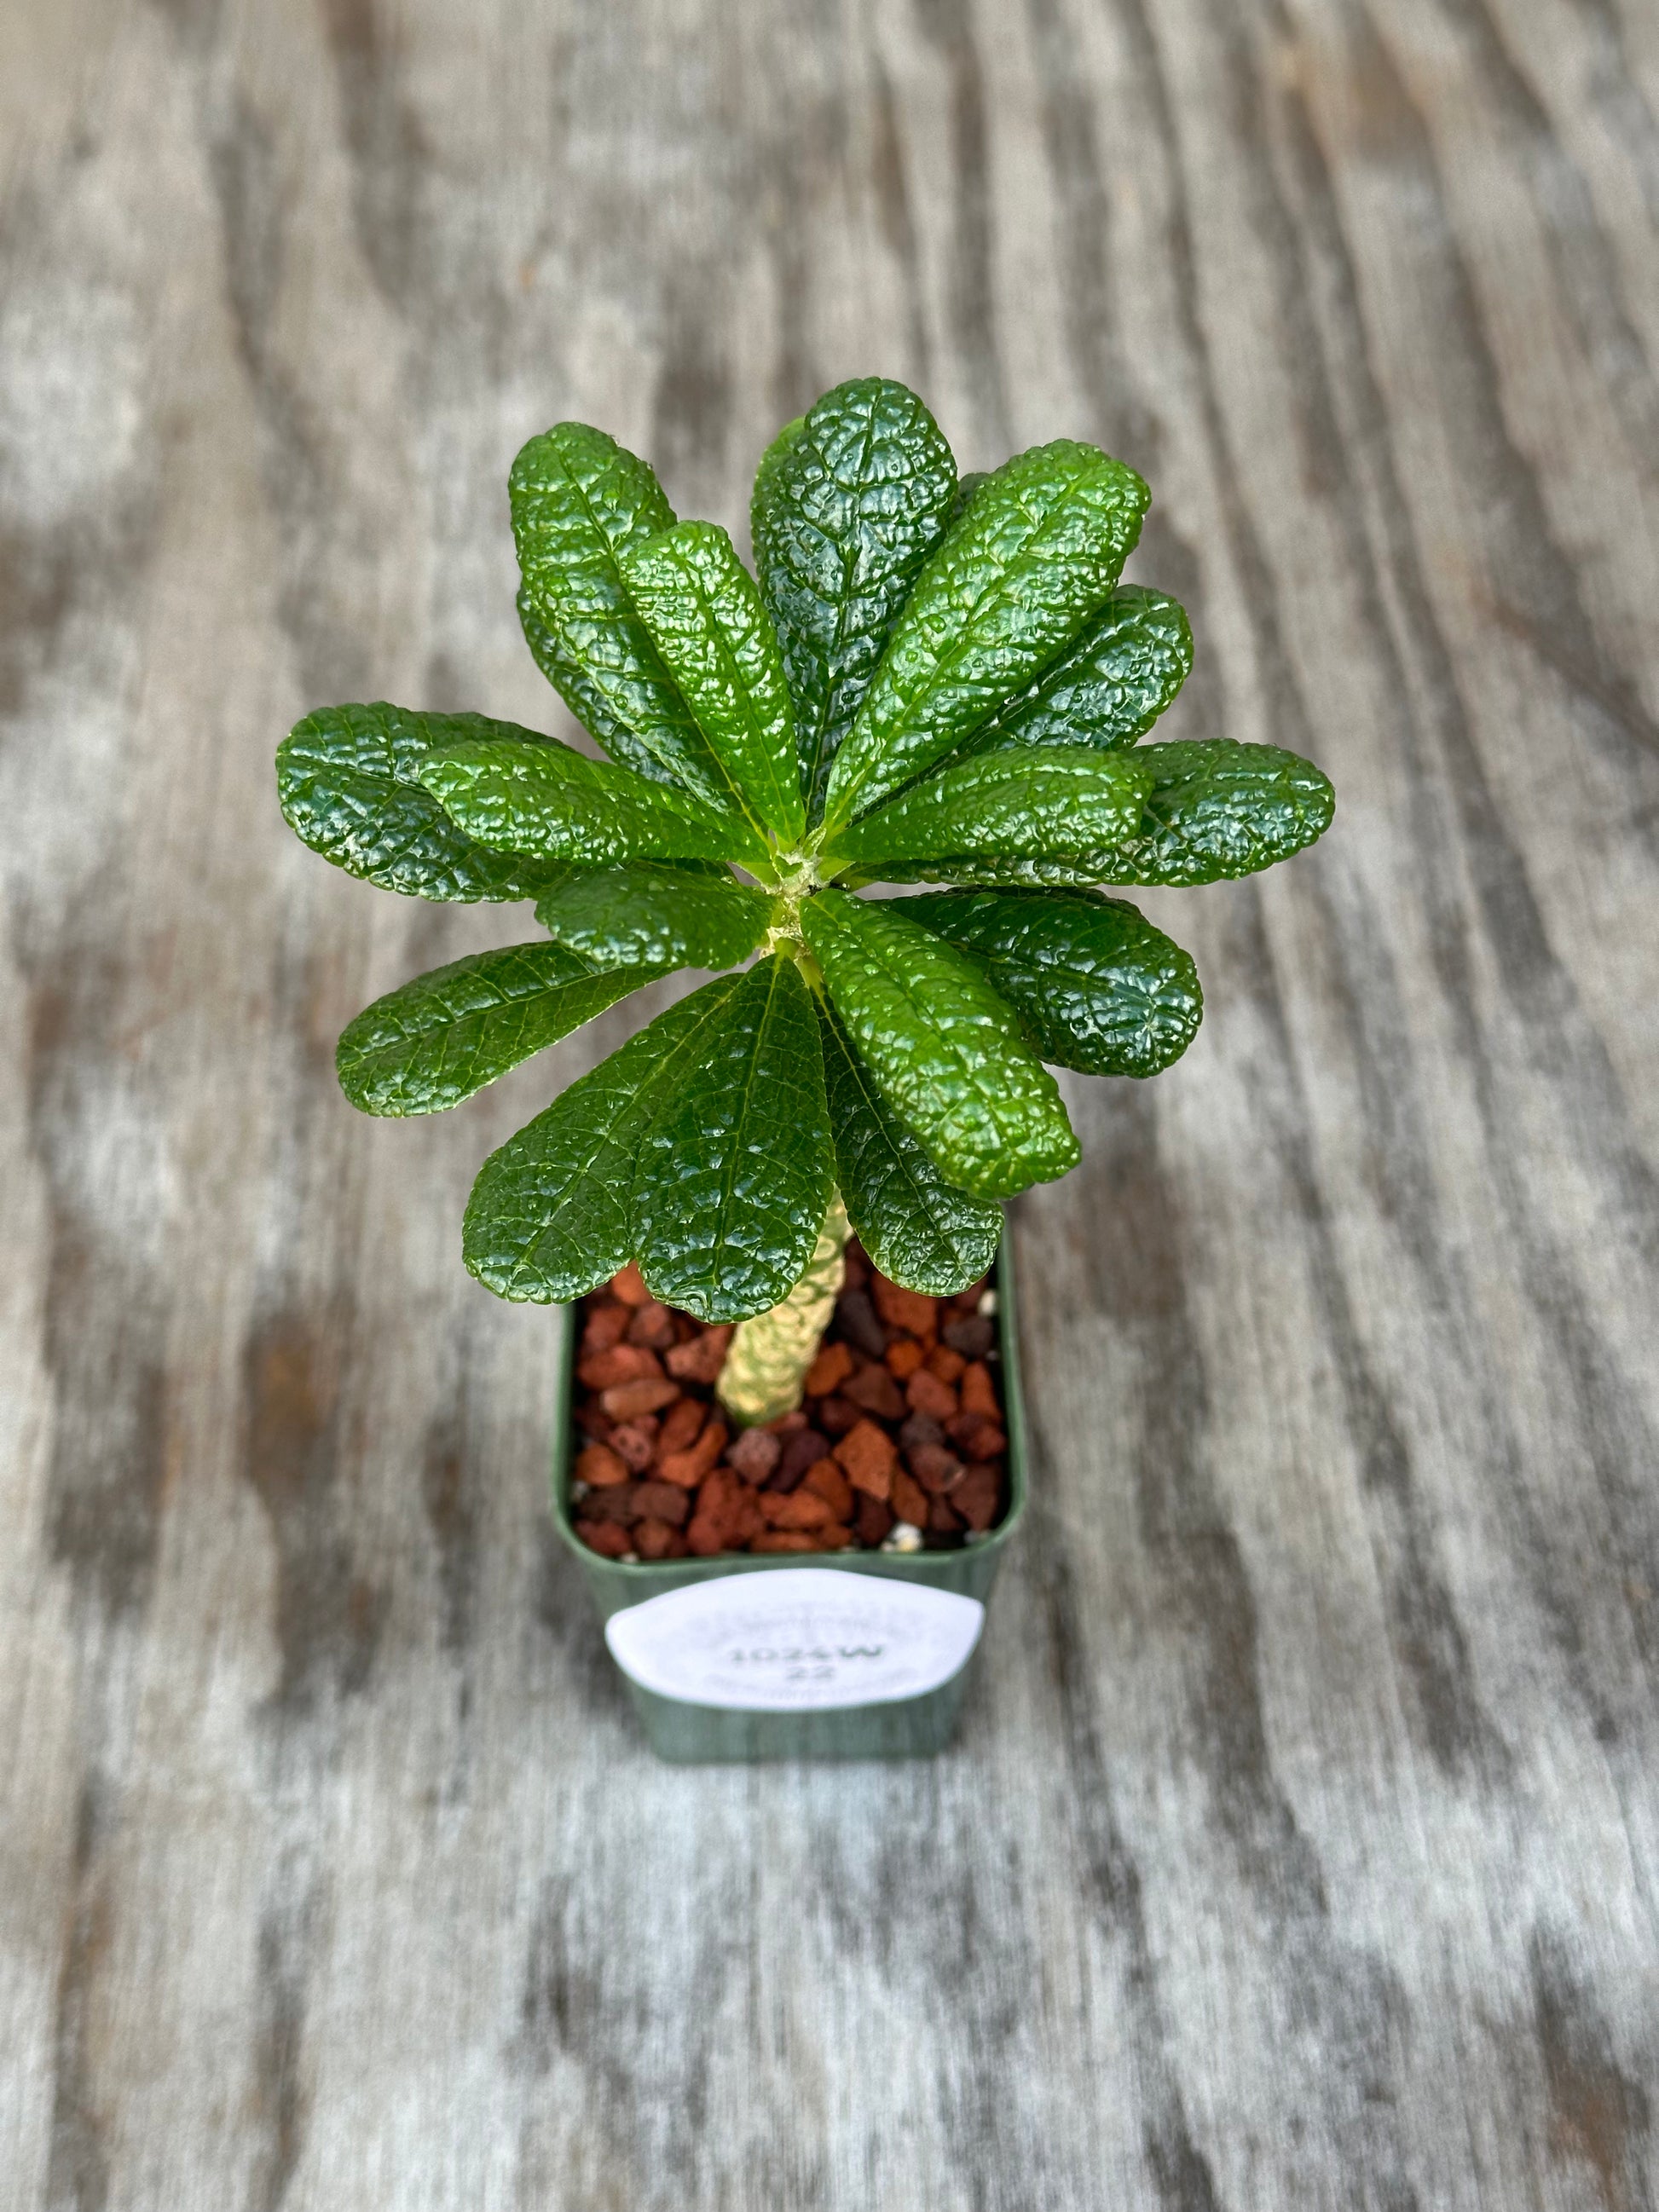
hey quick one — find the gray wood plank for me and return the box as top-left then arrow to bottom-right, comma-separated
2,0 -> 1656,2204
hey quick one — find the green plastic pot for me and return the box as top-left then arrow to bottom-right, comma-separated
550,1231 -> 1028,1762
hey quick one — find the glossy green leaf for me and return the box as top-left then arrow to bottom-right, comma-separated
414,732 -> 767,869
820,440 -> 1150,830
534,863 -> 770,970
817,994 -> 1002,1295
899,890 -> 1202,1078
619,521 -> 803,844
336,944 -> 665,1117
949,471 -> 987,525
462,976 -> 744,1302
516,589 -> 676,787
633,956 -> 834,1321
751,378 -> 957,817
276,703 -> 573,902
961,586 -> 1192,758
800,890 -> 1078,1200
508,423 -> 744,814
822,747 -> 1153,871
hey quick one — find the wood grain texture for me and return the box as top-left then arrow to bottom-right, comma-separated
3,1 -> 1656,2204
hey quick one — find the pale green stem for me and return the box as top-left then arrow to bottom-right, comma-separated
716,1191 -> 851,1427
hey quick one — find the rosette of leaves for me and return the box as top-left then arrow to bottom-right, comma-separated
276,378 -> 1333,1330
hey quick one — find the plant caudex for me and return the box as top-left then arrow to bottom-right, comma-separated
277,378 -> 1334,1362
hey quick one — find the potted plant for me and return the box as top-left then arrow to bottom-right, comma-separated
276,376 -> 1333,1760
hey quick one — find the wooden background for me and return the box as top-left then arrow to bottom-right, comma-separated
3,0 -> 1656,2204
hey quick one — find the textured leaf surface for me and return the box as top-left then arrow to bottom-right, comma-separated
415,733 -> 766,868
620,522 -> 803,843
633,956 -> 833,1321
751,378 -> 957,817
533,863 -> 769,969
276,703 -> 572,901
962,586 -> 1192,758
909,740 -> 1335,887
508,424 -> 743,812
899,890 -> 1202,1078
462,976 -> 743,1302
824,747 -> 1153,870
801,891 -> 1078,1200
821,440 -> 1150,829
336,944 -> 663,1116
817,996 -> 1002,1294
516,589 -> 675,786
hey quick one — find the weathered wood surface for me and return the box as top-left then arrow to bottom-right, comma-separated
3,0 -> 1657,2203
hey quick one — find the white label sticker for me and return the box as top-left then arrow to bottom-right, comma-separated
604,1568 -> 986,1712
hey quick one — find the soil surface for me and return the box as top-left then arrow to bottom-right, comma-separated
569,1243 -> 1009,1562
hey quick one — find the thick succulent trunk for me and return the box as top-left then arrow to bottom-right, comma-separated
716,1192 -> 850,1426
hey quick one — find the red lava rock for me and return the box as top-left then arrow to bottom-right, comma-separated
575,1442 -> 631,1489
816,1395 -> 861,1439
633,1480 -> 691,1527
665,1326 -> 733,1383
633,1517 -> 689,1561
889,1468 -> 930,1528
845,1362 -> 906,1420
950,1412 -> 1007,1462
581,1302 -> 631,1356
951,1278 -> 989,1310
608,1419 -> 658,1473
575,1518 -> 631,1558
958,1362 -> 999,1419
909,1443 -> 965,1495
658,1418 -> 728,1489
805,1341 -> 854,1396
925,1344 -> 966,1385
686,1469 -> 760,1556
627,1300 -> 679,1350
725,1427 -> 781,1484
581,1481 -> 639,1526
835,1288 -> 887,1359
801,1458 -> 854,1521
761,1487 -> 836,1532
601,1377 -> 681,1421
905,1368 -> 958,1422
885,1337 -> 925,1380
872,1279 -> 937,1341
834,1419 -> 895,1500
942,1311 -> 994,1360
570,1245 -> 1009,1562
855,1493 -> 895,1546
579,1342 -> 663,1391
952,1464 -> 1002,1531
656,1396 -> 706,1458
777,1427 -> 831,1488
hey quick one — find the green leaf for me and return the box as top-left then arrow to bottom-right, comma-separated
633,955 -> 834,1321
619,522 -> 804,844
336,944 -> 665,1116
277,703 -> 574,902
822,747 -> 1153,872
462,975 -> 745,1302
949,470 -> 988,525
800,890 -> 1078,1200
751,378 -> 957,818
516,589 -> 677,787
817,994 -> 1002,1295
534,863 -> 770,969
508,424 -> 744,815
820,440 -> 1150,830
961,586 -> 1192,758
414,732 -> 768,869
913,740 -> 1335,887
898,890 -> 1202,1078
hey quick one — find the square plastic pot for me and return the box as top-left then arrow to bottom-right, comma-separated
550,1230 -> 1028,1763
